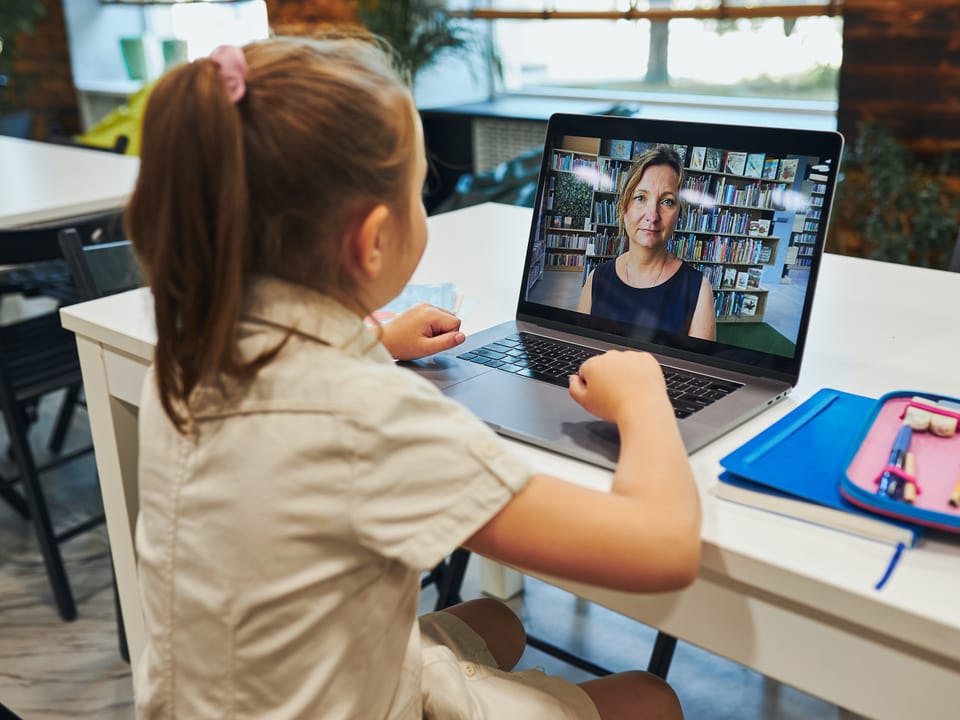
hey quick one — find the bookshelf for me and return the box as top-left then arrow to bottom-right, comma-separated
537,138 -> 602,280
533,136 -> 639,287
669,152 -> 788,323
788,171 -> 827,271
530,138 -> 800,327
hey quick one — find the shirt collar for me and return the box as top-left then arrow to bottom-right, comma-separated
243,275 -> 391,361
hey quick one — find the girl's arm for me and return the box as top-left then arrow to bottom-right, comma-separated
465,351 -> 702,593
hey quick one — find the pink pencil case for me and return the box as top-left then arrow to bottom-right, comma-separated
842,390 -> 960,534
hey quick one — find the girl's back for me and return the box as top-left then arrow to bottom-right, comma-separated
136,279 -> 530,718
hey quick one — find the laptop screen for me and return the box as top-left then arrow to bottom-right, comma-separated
517,113 -> 844,382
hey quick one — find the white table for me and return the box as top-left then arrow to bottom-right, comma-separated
0,136 -> 139,228
61,203 -> 960,720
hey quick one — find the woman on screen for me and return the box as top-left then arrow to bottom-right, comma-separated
577,145 -> 716,341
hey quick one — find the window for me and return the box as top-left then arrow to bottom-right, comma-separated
470,1 -> 842,108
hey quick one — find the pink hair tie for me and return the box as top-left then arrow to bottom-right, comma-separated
209,45 -> 248,104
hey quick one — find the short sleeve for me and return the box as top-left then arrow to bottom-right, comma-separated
346,369 -> 533,571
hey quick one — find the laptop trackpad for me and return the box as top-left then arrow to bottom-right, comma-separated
444,371 -> 620,469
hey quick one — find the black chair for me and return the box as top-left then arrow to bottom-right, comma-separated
0,211 -> 124,622
46,133 -> 130,156
421,548 -> 472,611
0,209 -> 125,305
427,549 -> 679,679
58,230 -> 143,301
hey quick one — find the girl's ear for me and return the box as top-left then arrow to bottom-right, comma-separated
348,204 -> 390,280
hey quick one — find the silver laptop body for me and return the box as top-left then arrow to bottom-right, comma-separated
410,114 -> 844,469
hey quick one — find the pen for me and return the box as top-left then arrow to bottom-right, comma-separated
877,426 -> 912,500
950,479 -> 960,508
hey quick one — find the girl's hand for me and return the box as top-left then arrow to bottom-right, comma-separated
380,303 -> 465,361
568,350 -> 668,423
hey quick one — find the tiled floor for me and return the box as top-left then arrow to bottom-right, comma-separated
0,395 -> 134,720
0,377 -> 858,719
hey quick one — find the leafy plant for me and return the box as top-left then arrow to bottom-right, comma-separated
830,121 -> 960,269
0,0 -> 45,41
553,172 -> 593,219
356,0 -> 473,82
0,0 -> 47,108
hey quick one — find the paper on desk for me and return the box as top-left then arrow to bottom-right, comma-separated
371,282 -> 462,323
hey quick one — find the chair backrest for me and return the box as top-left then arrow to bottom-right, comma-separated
0,210 -> 126,304
46,133 -> 129,155
0,210 -> 125,266
58,229 -> 143,301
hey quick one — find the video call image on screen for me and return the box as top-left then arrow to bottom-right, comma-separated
524,134 -> 834,360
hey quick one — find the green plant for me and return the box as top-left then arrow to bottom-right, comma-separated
356,0 -> 473,83
553,172 -> 592,219
830,121 -> 960,269
0,0 -> 45,44
0,0 -> 47,108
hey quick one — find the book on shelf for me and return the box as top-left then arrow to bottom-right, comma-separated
758,244 -> 773,263
756,218 -> 771,236
778,158 -> 799,182
704,147 -> 725,172
721,266 -> 738,289
762,157 -> 779,180
747,220 -> 762,236
739,292 -> 759,316
746,267 -> 762,289
690,146 -> 706,170
734,270 -> 749,290
632,140 -> 654,158
724,151 -> 747,176
716,388 -> 920,547
672,144 -> 688,163
608,139 -> 632,160
744,153 -> 765,179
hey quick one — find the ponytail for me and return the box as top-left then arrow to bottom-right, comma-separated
127,55 -> 262,432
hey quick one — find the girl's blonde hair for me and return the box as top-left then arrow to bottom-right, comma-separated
126,36 -> 415,431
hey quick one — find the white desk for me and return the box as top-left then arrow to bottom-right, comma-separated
61,203 -> 960,719
0,136 -> 139,228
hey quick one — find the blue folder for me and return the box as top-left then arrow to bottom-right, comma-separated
718,388 -> 921,546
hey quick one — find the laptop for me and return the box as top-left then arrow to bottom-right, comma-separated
409,113 -> 844,469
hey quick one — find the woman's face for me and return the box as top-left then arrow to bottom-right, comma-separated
623,164 -> 681,251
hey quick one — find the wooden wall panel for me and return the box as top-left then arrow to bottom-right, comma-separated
839,0 -> 960,155
5,0 -> 79,139
265,0 -> 356,37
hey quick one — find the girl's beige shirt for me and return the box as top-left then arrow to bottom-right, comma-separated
133,277 -> 533,719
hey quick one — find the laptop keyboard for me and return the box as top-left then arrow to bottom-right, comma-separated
457,332 -> 740,419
